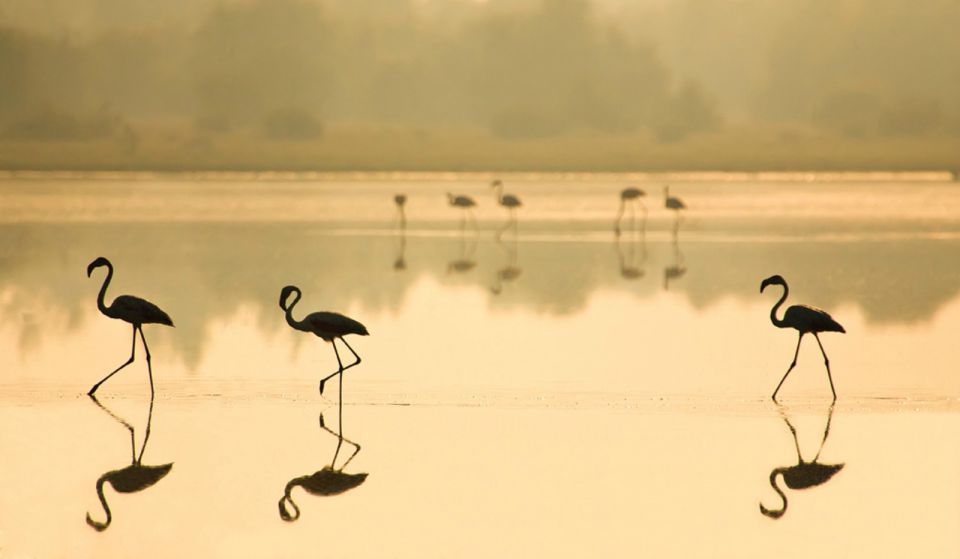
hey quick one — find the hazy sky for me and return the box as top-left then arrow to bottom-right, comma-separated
1,0 -> 957,169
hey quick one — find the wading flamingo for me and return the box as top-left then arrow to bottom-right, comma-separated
760,275 -> 845,401
87,257 -> 173,397
614,187 -> 647,237
279,285 -> 369,398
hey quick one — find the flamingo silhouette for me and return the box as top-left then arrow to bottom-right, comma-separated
614,187 -> 647,237
663,185 -> 686,237
279,410 -> 368,521
760,275 -> 845,401
491,180 -> 521,239
760,404 -> 843,519
447,193 -> 477,230
279,285 -> 369,397
86,257 -> 174,397
394,194 -> 407,229
86,396 -> 173,531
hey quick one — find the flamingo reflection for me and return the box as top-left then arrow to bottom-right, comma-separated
85,396 -> 173,531
760,404 -> 843,519
616,231 -> 646,280
490,235 -> 522,295
279,409 -> 368,521
663,236 -> 686,290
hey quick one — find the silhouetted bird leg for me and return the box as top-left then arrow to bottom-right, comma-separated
137,397 -> 155,464
138,326 -> 155,398
813,334 -> 837,401
639,202 -> 648,236
319,341 -> 345,396
772,333 -> 804,402
317,417 -> 362,470
318,338 -> 362,396
813,404 -> 836,461
629,203 -> 636,235
613,200 -> 624,237
88,326 -> 138,396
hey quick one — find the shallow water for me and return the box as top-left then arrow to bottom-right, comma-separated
1,174 -> 959,557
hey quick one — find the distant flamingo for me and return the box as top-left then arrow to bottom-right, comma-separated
447,192 -> 477,229
760,275 -> 845,401
614,187 -> 646,237
279,285 -> 369,398
394,194 -> 407,229
279,411 -> 368,521
491,179 -> 522,238
664,185 -> 686,236
86,257 -> 173,397
760,404 -> 843,519
86,396 -> 173,531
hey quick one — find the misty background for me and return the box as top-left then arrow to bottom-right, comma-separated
1,0 -> 958,170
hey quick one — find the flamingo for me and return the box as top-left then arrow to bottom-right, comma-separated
760,275 -> 845,401
491,179 -> 521,238
760,404 -> 843,519
614,187 -> 646,237
86,396 -> 173,531
490,235 -> 522,294
86,257 -> 173,397
279,285 -> 369,398
664,185 -> 686,236
447,192 -> 477,229
394,194 -> 407,229
279,411 -> 368,521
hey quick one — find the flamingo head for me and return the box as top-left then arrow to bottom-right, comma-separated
279,285 -> 301,311
87,256 -> 110,277
760,274 -> 786,293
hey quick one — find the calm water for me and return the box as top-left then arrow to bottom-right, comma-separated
1,174 -> 959,557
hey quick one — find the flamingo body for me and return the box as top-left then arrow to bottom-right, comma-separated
280,285 -> 368,395
621,187 -> 645,200
296,311 -> 369,342
447,193 -> 476,208
664,185 -> 686,210
760,274 -> 845,401
86,257 -> 172,396
394,194 -> 407,207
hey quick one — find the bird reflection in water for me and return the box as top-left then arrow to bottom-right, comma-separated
447,221 -> 479,275
615,227 -> 647,281
85,396 -> 173,531
490,234 -> 522,295
760,404 -> 843,519
663,235 -> 687,290
279,409 -> 368,521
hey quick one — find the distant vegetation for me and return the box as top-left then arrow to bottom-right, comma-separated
0,0 -> 957,171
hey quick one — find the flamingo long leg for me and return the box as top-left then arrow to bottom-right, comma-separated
772,333 -> 804,402
613,199 -> 625,236
88,326 -> 138,395
138,326 -> 155,398
813,334 -> 837,401
319,338 -> 362,396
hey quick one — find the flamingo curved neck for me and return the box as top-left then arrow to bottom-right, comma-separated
87,475 -> 112,531
96,262 -> 114,316
769,283 -> 789,328
760,469 -> 788,518
493,183 -> 504,204
279,479 -> 303,521
284,291 -> 304,331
